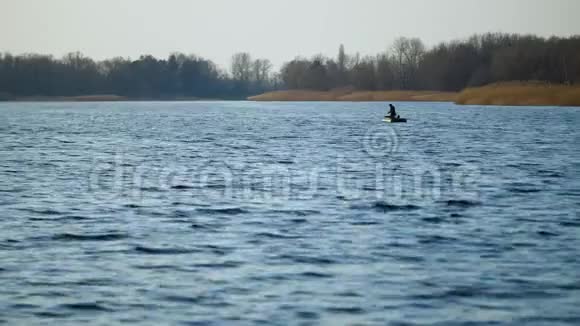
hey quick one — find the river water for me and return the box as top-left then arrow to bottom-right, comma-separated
0,101 -> 579,325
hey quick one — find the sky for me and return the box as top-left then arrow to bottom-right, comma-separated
1,0 -> 579,69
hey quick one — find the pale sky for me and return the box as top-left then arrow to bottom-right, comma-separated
0,0 -> 578,69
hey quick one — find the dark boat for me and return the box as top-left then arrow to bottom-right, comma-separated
383,117 -> 407,123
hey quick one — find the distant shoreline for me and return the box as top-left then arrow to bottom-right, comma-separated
0,95 -> 239,102
249,83 -> 580,107
248,90 -> 457,103
2,83 -> 579,107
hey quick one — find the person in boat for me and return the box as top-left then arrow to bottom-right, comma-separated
388,104 -> 397,119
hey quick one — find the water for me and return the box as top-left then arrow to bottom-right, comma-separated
0,101 -> 579,325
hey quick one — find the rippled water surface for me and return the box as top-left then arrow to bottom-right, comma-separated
1,101 -> 579,325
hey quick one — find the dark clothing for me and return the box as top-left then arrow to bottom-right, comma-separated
388,104 -> 397,118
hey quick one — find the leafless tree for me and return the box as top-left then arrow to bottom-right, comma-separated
231,52 -> 252,81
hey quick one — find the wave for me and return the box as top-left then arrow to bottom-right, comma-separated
139,186 -> 163,193
288,218 -> 308,224
123,203 -> 143,208
444,199 -> 482,207
295,311 -> 320,320
29,215 -> 91,221
537,230 -> 560,237
412,284 -> 563,302
372,202 -> 421,211
421,216 -> 444,223
199,244 -> 234,256
195,207 -> 248,215
324,306 -> 366,315
162,295 -> 204,304
253,232 -> 300,240
350,220 -> 381,226
34,311 -> 73,318
20,208 -> 65,215
508,187 -> 542,194
58,302 -> 113,312
277,160 -> 294,165
53,233 -> 128,241
348,201 -> 421,212
277,254 -> 337,265
536,170 -> 565,178
173,210 -> 192,218
418,234 -> 458,244
171,184 -> 195,190
190,223 -> 221,231
134,245 -> 199,255
299,271 -> 334,279
559,220 -> 580,227
193,261 -> 244,269
269,209 -> 320,216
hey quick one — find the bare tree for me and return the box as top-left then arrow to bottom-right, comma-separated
252,58 -> 272,85
406,38 -> 426,68
391,37 -> 425,89
338,44 -> 347,73
351,57 -> 377,90
231,52 -> 252,81
376,54 -> 395,90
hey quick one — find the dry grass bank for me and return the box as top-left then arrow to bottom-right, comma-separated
247,89 -> 354,101
339,91 -> 457,102
248,89 -> 457,102
250,83 -> 580,106
456,83 -> 580,106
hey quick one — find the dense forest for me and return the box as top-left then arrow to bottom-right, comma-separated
0,52 -> 275,99
0,33 -> 579,99
281,33 -> 580,92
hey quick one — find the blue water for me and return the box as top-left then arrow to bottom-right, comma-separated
0,101 -> 579,325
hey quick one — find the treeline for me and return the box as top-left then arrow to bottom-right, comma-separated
1,33 -> 579,99
0,52 -> 275,99
281,33 -> 580,92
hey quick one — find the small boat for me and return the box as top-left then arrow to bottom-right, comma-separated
383,117 -> 407,123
